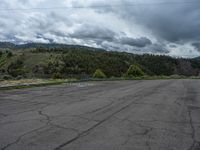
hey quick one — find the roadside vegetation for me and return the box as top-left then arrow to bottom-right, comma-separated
0,78 -> 77,90
93,69 -> 107,79
0,43 -> 200,87
125,64 -> 145,77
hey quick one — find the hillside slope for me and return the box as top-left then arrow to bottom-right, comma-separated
0,43 -> 199,79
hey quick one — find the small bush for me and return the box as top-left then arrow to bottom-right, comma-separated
170,74 -> 184,79
7,60 -> 26,77
93,69 -> 106,78
7,51 -> 13,58
2,75 -> 13,80
16,75 -> 23,80
0,69 -> 5,73
125,64 -> 145,77
52,72 -> 62,79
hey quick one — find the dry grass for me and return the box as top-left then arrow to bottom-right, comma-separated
0,79 -> 72,88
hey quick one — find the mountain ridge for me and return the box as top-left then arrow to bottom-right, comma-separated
0,42 -> 105,52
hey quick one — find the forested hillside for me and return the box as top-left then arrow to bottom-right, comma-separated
0,42 -> 199,79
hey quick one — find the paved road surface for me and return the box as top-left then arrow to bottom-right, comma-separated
0,80 -> 200,150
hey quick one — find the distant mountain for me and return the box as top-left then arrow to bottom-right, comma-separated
0,42 -> 15,49
0,42 -> 104,52
194,56 -> 200,60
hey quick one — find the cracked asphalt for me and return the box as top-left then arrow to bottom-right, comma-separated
0,80 -> 200,150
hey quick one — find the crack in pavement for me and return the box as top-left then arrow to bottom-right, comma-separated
0,81 -> 143,128
130,119 -> 200,125
187,109 -> 196,150
121,126 -> 153,146
82,81 -> 174,122
182,80 -> 200,150
38,110 -> 51,125
1,125 -> 47,150
1,87 -> 122,123
53,81 -> 174,150
145,128 -> 153,150
0,110 -> 51,150
1,103 -> 49,117
0,118 -> 44,126
0,113 -> 7,117
84,101 -> 114,115
53,101 -> 137,150
38,110 -> 80,134
1,109 -> 80,150
114,116 -> 193,136
70,115 -> 99,123
2,80 -> 199,150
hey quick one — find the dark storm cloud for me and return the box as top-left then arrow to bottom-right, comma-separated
69,24 -> 116,42
118,37 -> 152,47
192,43 -> 200,52
69,26 -> 152,48
120,0 -> 200,43
169,44 -> 177,48
149,43 -> 169,53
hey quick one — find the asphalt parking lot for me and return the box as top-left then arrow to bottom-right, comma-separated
0,80 -> 200,150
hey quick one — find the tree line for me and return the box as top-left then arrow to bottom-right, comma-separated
0,47 -> 199,79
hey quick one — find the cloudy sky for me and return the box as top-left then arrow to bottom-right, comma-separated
0,0 -> 200,57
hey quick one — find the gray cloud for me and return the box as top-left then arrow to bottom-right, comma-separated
119,0 -> 200,43
118,37 -> 152,47
192,43 -> 200,52
148,43 -> 169,53
69,24 -> 117,42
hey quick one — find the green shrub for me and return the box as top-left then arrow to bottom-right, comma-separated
7,59 -> 26,77
0,69 -> 5,73
16,75 -> 24,80
52,72 -> 62,79
7,51 -> 13,58
93,69 -> 106,78
2,75 -> 12,80
170,74 -> 182,79
125,64 -> 145,77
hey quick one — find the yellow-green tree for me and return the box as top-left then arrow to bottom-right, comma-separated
125,64 -> 145,77
93,69 -> 106,78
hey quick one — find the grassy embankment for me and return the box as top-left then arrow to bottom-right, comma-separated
0,75 -> 199,90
